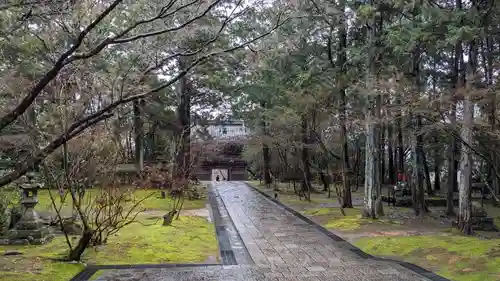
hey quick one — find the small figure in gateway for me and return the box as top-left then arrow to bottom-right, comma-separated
215,175 -> 220,181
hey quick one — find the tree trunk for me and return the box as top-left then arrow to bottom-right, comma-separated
175,59 -> 191,180
420,147 -> 433,195
336,0 -> 352,208
433,134 -> 441,191
410,24 -> 426,216
301,116 -> 312,200
484,17 -> 498,195
446,0 -> 463,215
319,171 -> 329,192
396,99 -> 404,174
133,99 -> 144,171
458,88 -> 473,235
388,123 -> 396,184
375,95 -> 384,216
260,101 -> 272,185
380,123 -> 386,185
363,0 -> 380,218
458,4 -> 477,235
433,150 -> 441,191
68,228 -> 93,261
431,54 -> 441,192
363,117 -> 377,218
415,116 -> 426,215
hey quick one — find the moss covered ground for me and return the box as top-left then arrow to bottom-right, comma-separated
34,185 -> 207,216
355,235 -> 500,281
0,185 -> 218,281
248,180 -> 362,206
248,180 -> 382,231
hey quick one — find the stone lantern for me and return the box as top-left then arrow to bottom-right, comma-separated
7,172 -> 53,244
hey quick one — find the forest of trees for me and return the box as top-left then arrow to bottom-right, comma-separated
0,0 -> 498,239
237,0 -> 500,236
0,0 -> 288,184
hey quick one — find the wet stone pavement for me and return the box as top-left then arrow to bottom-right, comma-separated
95,182 -> 432,281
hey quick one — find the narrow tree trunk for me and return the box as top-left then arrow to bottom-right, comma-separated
175,59 -> 191,180
420,148 -> 433,195
301,116 -> 312,200
416,116 -> 426,214
485,19 -> 498,195
380,123 -> 386,185
396,100 -> 404,173
260,101 -> 272,186
431,54 -> 441,192
363,117 -> 377,218
375,95 -> 384,216
68,229 -> 93,261
388,124 -> 396,184
410,19 -> 426,215
319,171 -> 329,192
458,4 -> 476,235
363,0 -> 380,218
133,99 -> 144,171
433,142 -> 441,191
446,112 -> 459,215
446,0 -> 463,215
336,0 -> 352,208
458,89 -> 473,235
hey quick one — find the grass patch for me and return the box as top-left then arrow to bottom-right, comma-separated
302,206 -> 403,231
355,235 -> 500,281
248,181 -> 397,231
89,270 -> 106,280
0,215 -> 218,281
303,207 -> 364,231
0,255 -> 84,281
248,181 -> 344,205
32,185 -> 207,216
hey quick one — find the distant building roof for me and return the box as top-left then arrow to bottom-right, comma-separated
198,119 -> 245,126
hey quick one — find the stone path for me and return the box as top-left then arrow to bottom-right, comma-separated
94,182 -> 436,281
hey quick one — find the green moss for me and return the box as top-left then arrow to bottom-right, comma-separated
89,270 -> 107,280
302,207 -> 363,230
247,181 -> 360,206
0,215 -> 218,281
0,255 -> 83,281
302,207 -> 404,231
34,186 -> 207,216
324,217 -> 363,230
355,235 -> 500,281
303,207 -> 361,216
90,215 -> 219,264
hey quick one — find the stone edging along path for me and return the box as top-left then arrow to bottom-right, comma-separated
70,184 -> 245,281
245,182 -> 451,281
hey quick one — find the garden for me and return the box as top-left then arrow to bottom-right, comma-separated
0,131 -> 219,281
0,182 -> 218,281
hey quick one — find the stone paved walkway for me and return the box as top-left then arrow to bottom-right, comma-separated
95,182 -> 433,281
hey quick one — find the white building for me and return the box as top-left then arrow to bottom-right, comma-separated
192,119 -> 249,140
